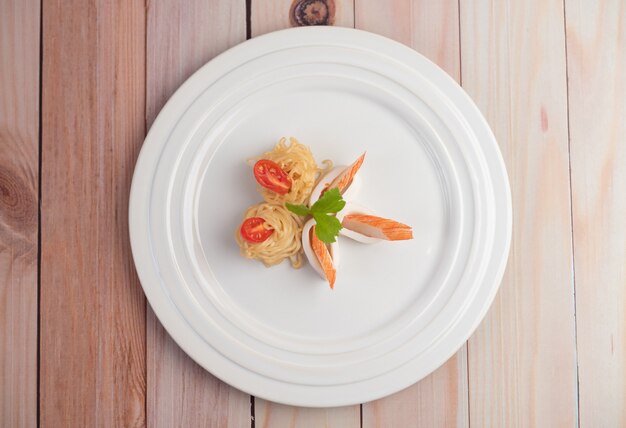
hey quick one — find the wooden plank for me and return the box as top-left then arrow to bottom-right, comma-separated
356,1 -> 469,426
40,0 -> 147,425
0,0 -> 40,426
460,0 -> 578,426
145,1 -> 250,427
355,0 -> 460,79
565,0 -> 626,425
255,404 -> 360,428
251,2 -> 360,426
146,0 -> 248,126
251,0 -> 354,35
361,350 -> 468,428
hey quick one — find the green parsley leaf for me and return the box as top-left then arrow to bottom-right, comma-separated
285,188 -> 346,243
312,212 -> 343,243
310,188 -> 346,213
285,203 -> 310,217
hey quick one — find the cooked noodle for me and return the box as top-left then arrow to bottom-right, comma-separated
253,137 -> 331,205
235,203 -> 304,268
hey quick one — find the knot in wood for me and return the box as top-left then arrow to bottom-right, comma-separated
0,167 -> 37,234
290,0 -> 336,27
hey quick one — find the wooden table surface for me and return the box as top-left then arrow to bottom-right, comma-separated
2,0 -> 625,426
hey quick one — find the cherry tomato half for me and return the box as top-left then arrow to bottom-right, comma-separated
240,217 -> 274,243
253,159 -> 292,195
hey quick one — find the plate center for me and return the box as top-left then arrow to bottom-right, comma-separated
194,81 -> 449,342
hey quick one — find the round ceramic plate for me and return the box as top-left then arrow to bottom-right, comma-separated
129,27 -> 511,407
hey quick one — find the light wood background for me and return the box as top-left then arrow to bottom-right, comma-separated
1,0 -> 624,426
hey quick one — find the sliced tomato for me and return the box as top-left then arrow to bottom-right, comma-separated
253,159 -> 292,195
240,217 -> 274,243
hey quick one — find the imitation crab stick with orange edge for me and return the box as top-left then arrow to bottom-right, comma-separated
310,226 -> 337,288
325,152 -> 366,194
308,152 -> 366,206
342,214 -> 413,241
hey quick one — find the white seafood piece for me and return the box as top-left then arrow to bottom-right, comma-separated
309,166 -> 361,206
302,218 -> 340,282
340,207 -> 414,242
336,203 -> 382,244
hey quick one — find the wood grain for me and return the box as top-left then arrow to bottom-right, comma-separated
565,0 -> 626,425
146,0 -> 248,126
0,0 -> 40,426
145,1 -> 250,426
40,0 -> 146,425
355,0 -> 469,427
460,0 -> 578,426
255,403 -> 360,428
356,1 -> 469,426
355,0 -> 460,79
251,0 -> 354,36
251,3 -> 360,426
362,349 -> 468,428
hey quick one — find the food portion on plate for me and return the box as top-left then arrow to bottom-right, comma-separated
236,137 -> 413,288
252,137 -> 330,205
307,153 -> 364,205
235,203 -> 304,268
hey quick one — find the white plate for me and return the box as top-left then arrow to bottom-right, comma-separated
129,27 -> 511,407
